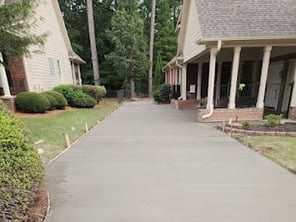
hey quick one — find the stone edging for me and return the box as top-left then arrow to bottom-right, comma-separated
217,125 -> 296,137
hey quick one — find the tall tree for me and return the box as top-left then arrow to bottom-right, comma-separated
87,0 -> 100,85
0,0 -> 46,58
106,0 -> 149,98
148,0 -> 156,97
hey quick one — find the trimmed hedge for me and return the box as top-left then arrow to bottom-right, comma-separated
72,93 -> 97,108
0,101 -> 44,221
81,85 -> 107,102
41,92 -> 58,110
53,84 -> 100,108
15,92 -> 50,113
43,91 -> 67,109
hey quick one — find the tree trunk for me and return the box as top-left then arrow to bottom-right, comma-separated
87,0 -> 100,85
130,78 -> 135,99
148,0 -> 156,97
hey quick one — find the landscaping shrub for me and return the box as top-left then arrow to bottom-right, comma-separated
53,85 -> 77,106
153,84 -> 171,103
81,85 -> 107,102
41,92 -> 58,110
44,90 -> 67,109
72,93 -> 97,108
15,92 -> 50,113
0,101 -> 44,221
241,120 -> 250,130
264,114 -> 282,127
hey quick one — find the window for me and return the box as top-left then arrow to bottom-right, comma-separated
48,58 -> 55,76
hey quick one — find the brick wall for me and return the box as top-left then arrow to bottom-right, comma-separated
8,58 -> 28,95
1,97 -> 16,112
171,99 -> 200,110
289,107 -> 296,120
197,108 -> 264,122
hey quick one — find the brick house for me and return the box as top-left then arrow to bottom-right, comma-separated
164,0 -> 296,122
0,0 -> 85,109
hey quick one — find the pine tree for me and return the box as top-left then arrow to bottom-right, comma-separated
106,0 -> 149,98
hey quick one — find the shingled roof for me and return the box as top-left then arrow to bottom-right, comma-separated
195,0 -> 296,39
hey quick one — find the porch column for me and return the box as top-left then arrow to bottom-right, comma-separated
0,53 -> 12,97
196,63 -> 202,100
181,64 -> 187,100
207,48 -> 218,110
256,46 -> 272,109
215,61 -> 223,103
71,62 -> 77,84
77,65 -> 82,86
289,63 -> 296,107
228,46 -> 241,109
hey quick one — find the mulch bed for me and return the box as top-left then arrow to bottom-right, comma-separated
26,186 -> 48,222
218,122 -> 296,136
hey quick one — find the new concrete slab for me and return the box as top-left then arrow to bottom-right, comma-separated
46,101 -> 296,222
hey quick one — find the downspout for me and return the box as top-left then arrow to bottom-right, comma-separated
176,60 -> 184,100
202,40 -> 222,119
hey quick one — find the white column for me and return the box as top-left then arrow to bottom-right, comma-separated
181,64 -> 187,100
256,46 -> 272,108
71,62 -> 77,84
196,63 -> 202,100
228,46 -> 242,109
215,61 -> 223,101
0,53 -> 12,97
289,62 -> 296,107
207,48 -> 217,110
77,65 -> 82,86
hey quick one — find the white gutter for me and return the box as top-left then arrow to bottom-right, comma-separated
202,40 -> 222,119
175,59 -> 185,100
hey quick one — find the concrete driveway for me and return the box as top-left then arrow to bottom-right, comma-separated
46,101 -> 296,222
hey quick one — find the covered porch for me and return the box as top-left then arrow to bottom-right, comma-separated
165,40 -> 296,122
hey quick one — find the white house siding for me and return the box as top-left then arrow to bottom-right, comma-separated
183,1 -> 205,63
24,0 -> 73,92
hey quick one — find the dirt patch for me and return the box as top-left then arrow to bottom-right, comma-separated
27,186 -> 48,222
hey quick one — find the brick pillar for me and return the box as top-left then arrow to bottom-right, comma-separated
1,97 -> 16,112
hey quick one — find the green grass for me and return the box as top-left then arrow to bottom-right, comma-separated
19,99 -> 119,163
235,135 -> 296,173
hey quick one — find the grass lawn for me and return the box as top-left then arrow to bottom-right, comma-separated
235,135 -> 296,173
19,99 -> 119,163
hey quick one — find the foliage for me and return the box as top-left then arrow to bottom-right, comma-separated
0,101 -> 44,221
53,85 -> 79,107
264,114 -> 282,127
58,0 -> 115,88
41,92 -> 58,110
106,0 -> 149,98
153,84 -> 171,103
53,84 -> 99,108
15,92 -> 50,113
44,90 -> 68,109
81,85 -> 107,102
0,0 -> 47,58
72,93 -> 97,108
153,52 -> 164,90
241,120 -> 250,130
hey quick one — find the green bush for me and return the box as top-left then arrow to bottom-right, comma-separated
15,92 -> 50,113
0,101 -> 44,221
72,93 -> 97,108
43,91 -> 67,109
241,120 -> 250,130
82,85 -> 107,102
41,92 -> 58,110
53,85 -> 77,106
264,114 -> 282,127
153,84 -> 171,103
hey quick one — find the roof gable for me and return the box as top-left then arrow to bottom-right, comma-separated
195,0 -> 296,39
